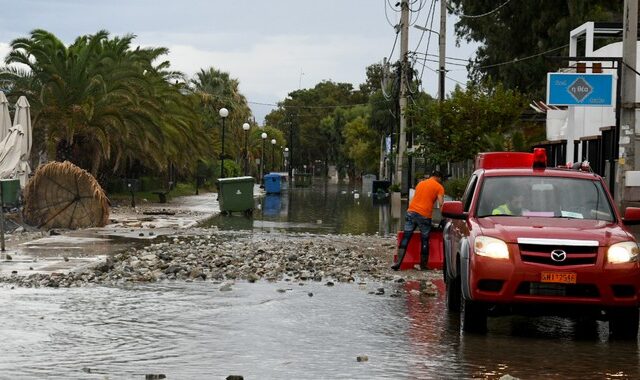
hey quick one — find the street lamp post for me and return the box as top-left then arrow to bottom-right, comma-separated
260,132 -> 267,186
219,107 -> 229,178
271,139 -> 276,171
242,122 -> 250,176
283,147 -> 289,173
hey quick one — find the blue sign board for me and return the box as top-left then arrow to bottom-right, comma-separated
546,73 -> 613,106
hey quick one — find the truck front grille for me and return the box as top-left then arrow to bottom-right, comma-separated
518,244 -> 598,266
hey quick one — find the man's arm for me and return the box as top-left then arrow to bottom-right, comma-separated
437,194 -> 444,208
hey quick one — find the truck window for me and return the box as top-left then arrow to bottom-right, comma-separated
475,176 -> 614,221
462,175 -> 478,212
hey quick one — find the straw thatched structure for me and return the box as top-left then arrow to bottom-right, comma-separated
24,161 -> 109,229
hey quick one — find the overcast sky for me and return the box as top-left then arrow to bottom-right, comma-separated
0,0 -> 479,122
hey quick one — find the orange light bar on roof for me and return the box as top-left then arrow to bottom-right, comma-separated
475,152 -> 534,170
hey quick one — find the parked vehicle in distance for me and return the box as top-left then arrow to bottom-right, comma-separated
442,149 -> 640,338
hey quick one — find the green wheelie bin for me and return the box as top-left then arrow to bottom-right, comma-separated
216,176 -> 255,214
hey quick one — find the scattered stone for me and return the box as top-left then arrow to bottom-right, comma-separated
499,375 -> 520,380
276,288 -> 287,293
375,287 -> 385,295
145,375 -> 166,380
63,256 -> 69,262
219,283 -> 233,292
308,292 -> 313,297
50,230 -> 60,236
356,355 -> 369,362
139,233 -> 144,237
5,254 -> 11,261
226,376 -> 244,380
0,231 -> 406,289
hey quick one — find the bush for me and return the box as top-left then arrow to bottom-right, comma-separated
389,183 -> 401,192
445,176 -> 470,200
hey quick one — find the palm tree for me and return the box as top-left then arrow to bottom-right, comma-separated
190,67 -> 252,171
1,29 -> 210,178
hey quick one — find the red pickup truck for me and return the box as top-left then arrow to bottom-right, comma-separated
441,149 -> 640,338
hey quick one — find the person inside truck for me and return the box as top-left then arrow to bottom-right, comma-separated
492,192 -> 526,216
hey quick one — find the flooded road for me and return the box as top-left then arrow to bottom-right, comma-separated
2,180 -> 640,379
205,181 -> 406,235
1,281 -> 638,379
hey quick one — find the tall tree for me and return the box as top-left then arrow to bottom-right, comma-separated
409,82 -> 527,165
1,29 -> 210,177
448,1 -> 623,96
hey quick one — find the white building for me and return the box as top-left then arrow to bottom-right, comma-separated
544,22 -> 639,183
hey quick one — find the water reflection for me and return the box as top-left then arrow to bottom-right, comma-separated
2,280 -> 639,378
205,179 -> 406,235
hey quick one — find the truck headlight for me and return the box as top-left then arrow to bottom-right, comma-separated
607,241 -> 639,264
474,236 -> 509,259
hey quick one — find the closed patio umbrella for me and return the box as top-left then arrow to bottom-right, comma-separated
0,91 -> 10,141
0,125 -> 25,180
12,96 -> 32,160
24,161 -> 110,229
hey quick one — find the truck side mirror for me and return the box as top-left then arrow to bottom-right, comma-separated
442,201 -> 467,220
623,207 -> 640,225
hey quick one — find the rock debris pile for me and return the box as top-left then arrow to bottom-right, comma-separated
1,232 -> 402,288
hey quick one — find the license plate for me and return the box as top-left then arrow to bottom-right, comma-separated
541,272 -> 577,284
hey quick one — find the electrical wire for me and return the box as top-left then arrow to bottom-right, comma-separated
418,0 -> 438,89
387,0 -> 401,12
387,30 -> 400,62
384,0 -> 399,28
412,51 -> 469,62
409,0 -> 428,13
412,0 -> 436,54
414,56 -> 468,67
447,43 -> 569,71
409,0 -> 426,26
446,0 -> 514,19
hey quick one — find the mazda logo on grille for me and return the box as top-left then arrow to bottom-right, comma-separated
551,249 -> 567,262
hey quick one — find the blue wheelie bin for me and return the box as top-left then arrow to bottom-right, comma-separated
264,173 -> 282,194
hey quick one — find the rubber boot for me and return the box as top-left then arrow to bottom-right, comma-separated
420,243 -> 429,270
391,247 -> 407,271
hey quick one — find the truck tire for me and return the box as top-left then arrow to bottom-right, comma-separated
446,270 -> 461,312
462,299 -> 487,333
609,308 -> 639,340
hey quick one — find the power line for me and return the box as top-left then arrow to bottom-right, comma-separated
384,0 -> 399,28
446,0 -> 514,19
414,56 -> 468,67
412,51 -> 469,62
412,0 -> 436,54
387,30 -> 400,62
448,43 -> 570,71
417,0 -> 437,89
387,0 -> 401,12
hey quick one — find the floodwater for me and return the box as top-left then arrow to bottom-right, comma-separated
2,180 -> 640,379
205,180 -> 408,235
1,281 -> 638,379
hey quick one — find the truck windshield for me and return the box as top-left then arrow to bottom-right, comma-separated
476,176 -> 614,221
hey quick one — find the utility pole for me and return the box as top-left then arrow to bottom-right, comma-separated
438,0 -> 446,103
395,0 -> 409,188
619,0 -> 638,205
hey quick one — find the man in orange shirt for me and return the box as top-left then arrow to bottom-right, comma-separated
392,170 -> 445,271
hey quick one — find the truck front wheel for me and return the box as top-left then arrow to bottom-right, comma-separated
609,308 -> 639,339
446,270 -> 461,312
462,299 -> 487,333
